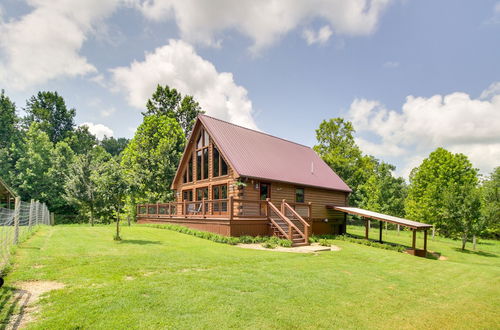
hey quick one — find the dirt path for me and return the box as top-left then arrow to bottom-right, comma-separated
6,281 -> 64,330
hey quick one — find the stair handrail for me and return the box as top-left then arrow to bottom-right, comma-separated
282,201 -> 310,242
266,200 -> 305,240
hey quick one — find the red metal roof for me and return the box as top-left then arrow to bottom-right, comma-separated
199,115 -> 352,192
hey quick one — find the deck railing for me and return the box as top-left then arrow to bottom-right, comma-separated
136,197 -> 312,222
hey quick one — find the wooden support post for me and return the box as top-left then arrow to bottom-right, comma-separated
307,202 -> 312,221
432,225 -> 435,240
423,229 -> 428,252
13,197 -> 20,244
397,224 -> 400,235
202,198 -> 205,218
412,229 -> 416,250
168,203 -> 172,216
183,200 -> 187,218
229,196 -> 234,221
35,201 -> 39,225
365,218 -> 369,240
379,220 -> 383,243
50,213 -> 55,226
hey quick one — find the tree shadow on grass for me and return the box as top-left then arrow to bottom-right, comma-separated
118,240 -> 161,245
0,286 -> 28,330
452,248 -> 498,258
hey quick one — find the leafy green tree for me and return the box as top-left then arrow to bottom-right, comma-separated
405,148 -> 478,235
121,115 -> 185,203
64,147 -> 111,226
47,141 -> 75,214
24,91 -> 76,143
441,183 -> 482,250
0,90 -> 19,149
95,158 -> 129,239
480,167 -> 500,238
143,85 -> 203,135
65,125 -> 97,155
100,136 -> 129,156
358,162 -> 407,217
14,124 -> 54,202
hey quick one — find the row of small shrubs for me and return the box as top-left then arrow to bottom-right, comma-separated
144,224 -> 292,248
310,234 -> 406,253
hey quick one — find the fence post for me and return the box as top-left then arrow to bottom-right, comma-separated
50,213 -> 55,226
13,197 -> 20,245
28,199 -> 34,230
35,201 -> 39,226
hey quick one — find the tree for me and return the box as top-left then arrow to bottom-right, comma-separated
357,161 -> 407,217
143,85 -> 203,135
441,183 -> 482,250
65,125 -> 97,155
100,136 -> 129,156
0,90 -> 19,149
24,91 -> 76,144
47,141 -> 75,214
14,124 -> 54,202
121,115 -> 185,203
480,167 -> 500,238
405,148 -> 478,235
95,158 -> 129,239
64,147 -> 110,226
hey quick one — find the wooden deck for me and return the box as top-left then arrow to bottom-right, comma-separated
137,198 -> 312,243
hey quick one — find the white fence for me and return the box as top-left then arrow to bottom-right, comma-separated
0,198 -> 51,269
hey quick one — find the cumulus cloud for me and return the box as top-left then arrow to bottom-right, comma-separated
110,39 -> 257,129
135,0 -> 392,52
0,0 -> 120,90
79,122 -> 114,139
348,86 -> 500,177
302,25 -> 333,45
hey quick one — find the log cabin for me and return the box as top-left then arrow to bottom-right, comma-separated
137,114 -> 352,246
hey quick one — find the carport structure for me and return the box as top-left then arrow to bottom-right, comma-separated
0,177 -> 16,209
331,206 -> 433,257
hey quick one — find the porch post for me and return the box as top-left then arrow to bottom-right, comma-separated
228,196 -> 234,221
365,218 -> 369,240
423,229 -> 428,253
412,229 -> 416,250
202,198 -> 205,218
379,220 -> 383,243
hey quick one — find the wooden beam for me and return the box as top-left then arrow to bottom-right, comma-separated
379,220 -> 383,243
365,218 -> 369,240
424,229 -> 428,252
412,229 -> 416,249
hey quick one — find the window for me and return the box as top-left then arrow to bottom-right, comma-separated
196,187 -> 208,201
213,146 -> 229,177
196,129 -> 209,180
295,187 -> 305,203
183,156 -> 193,183
182,189 -> 193,201
213,184 -> 228,212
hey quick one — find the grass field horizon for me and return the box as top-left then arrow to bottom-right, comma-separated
1,224 -> 499,329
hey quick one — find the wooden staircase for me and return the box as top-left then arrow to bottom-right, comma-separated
266,199 -> 310,246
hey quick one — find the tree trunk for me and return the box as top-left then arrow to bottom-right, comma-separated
461,233 -> 467,250
90,205 -> 94,227
473,235 -> 477,251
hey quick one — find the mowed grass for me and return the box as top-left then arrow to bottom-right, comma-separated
1,224 -> 499,329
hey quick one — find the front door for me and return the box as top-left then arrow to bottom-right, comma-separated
260,182 -> 271,215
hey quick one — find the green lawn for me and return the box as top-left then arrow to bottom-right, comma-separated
1,224 -> 499,329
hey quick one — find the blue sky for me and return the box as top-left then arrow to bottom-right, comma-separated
1,0 -> 499,178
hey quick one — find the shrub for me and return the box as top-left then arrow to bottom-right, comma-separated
262,242 -> 277,249
278,239 -> 292,247
319,239 -> 330,247
239,236 -> 254,244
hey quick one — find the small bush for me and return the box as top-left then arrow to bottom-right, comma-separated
278,239 -> 292,247
262,242 -> 277,249
239,235 -> 254,244
319,239 -> 330,247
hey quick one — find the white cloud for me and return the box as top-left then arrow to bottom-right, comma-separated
79,122 -> 114,139
0,0 -> 120,90
100,107 -> 116,118
383,61 -> 400,68
302,25 -> 333,45
480,81 -> 500,99
110,39 -> 257,129
348,86 -> 500,178
135,0 -> 392,52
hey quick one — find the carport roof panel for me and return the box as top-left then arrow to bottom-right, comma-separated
331,206 -> 433,229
